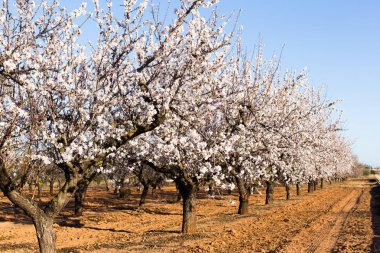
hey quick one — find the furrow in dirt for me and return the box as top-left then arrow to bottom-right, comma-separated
209,186 -> 355,253
279,189 -> 362,253
310,189 -> 363,253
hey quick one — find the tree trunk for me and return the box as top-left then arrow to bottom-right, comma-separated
33,214 -> 56,253
296,183 -> 301,196
285,183 -> 290,200
238,194 -> 249,214
265,181 -> 274,205
0,188 -> 58,253
0,158 -> 82,253
320,178 -> 324,189
181,190 -> 197,233
308,181 -> 313,193
235,176 -> 249,214
313,179 -> 318,191
207,182 -> 215,196
177,179 -> 197,234
74,183 -> 88,216
139,183 -> 149,206
37,182 -> 42,201
74,173 -> 97,216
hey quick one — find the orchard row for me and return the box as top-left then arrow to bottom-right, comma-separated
0,0 -> 354,252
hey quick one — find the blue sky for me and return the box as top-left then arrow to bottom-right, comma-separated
67,1 -> 380,166
216,0 -> 380,166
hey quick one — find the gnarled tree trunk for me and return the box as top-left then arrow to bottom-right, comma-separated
37,181 -> 42,201
238,193 -> 249,214
320,178 -> 324,189
176,178 -> 197,234
308,181 -> 313,193
0,160 -> 80,253
285,183 -> 290,200
234,175 -> 249,214
74,184 -> 87,216
313,179 -> 318,191
181,189 -> 197,233
265,181 -> 274,205
139,183 -> 149,206
33,213 -> 56,253
74,172 -> 98,216
296,182 -> 301,196
0,187 -> 57,253
207,182 -> 215,196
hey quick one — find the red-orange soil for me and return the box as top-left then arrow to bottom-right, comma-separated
0,177 -> 378,252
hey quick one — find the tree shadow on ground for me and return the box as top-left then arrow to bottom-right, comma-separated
82,226 -> 133,233
0,187 -> 183,228
370,183 -> 380,252
57,231 -> 209,253
0,201 -> 33,224
0,242 -> 35,252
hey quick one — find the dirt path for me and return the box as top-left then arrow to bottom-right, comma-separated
279,188 -> 363,253
0,178 -> 376,253
213,179 -> 374,253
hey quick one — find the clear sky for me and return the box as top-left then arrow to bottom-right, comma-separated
214,0 -> 380,166
67,0 -> 380,166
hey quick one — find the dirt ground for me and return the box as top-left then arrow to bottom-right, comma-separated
0,177 -> 379,253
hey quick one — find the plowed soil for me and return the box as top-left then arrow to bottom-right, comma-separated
0,177 -> 379,253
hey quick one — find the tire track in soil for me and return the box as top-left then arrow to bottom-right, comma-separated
216,187 -> 351,253
310,189 -> 363,253
279,188 -> 363,253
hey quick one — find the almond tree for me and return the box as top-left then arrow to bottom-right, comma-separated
127,60 -> 232,233
213,48 -> 354,212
